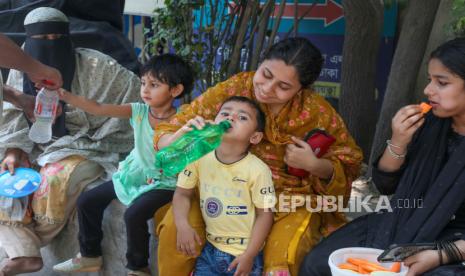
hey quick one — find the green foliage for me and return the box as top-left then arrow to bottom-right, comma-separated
147,0 -> 238,100
451,0 -> 465,37
147,1 -> 205,89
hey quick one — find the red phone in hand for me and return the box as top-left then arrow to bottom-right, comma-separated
287,129 -> 336,178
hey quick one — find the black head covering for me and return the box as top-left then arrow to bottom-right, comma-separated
23,7 -> 75,137
371,114 -> 465,248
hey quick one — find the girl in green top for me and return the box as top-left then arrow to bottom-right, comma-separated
52,54 -> 194,276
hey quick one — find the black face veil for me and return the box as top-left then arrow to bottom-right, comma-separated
23,20 -> 75,138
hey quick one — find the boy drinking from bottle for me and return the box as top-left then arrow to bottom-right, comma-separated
173,96 -> 276,275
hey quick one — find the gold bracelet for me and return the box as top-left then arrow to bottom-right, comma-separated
386,140 -> 406,159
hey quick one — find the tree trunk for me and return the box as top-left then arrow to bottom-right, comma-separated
266,0 -> 286,52
413,0 -> 454,103
250,0 -> 274,70
339,0 -> 383,159
293,0 -> 298,37
227,0 -> 256,76
369,0 -> 440,170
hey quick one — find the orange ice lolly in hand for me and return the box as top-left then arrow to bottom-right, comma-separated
420,102 -> 432,114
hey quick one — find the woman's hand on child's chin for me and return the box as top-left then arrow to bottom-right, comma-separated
227,253 -> 254,276
175,224 -> 202,257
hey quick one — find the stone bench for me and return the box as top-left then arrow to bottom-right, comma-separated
25,179 -> 168,276
29,202 -> 158,276
20,169 -> 375,276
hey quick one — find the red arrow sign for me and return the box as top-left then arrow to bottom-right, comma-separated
273,0 -> 344,27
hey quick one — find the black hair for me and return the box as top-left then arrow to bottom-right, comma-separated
220,96 -> 266,132
140,54 -> 194,99
263,37 -> 323,88
430,37 -> 465,80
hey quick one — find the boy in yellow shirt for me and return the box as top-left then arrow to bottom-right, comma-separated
173,96 -> 276,275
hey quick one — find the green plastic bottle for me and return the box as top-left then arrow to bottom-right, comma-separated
155,120 -> 231,176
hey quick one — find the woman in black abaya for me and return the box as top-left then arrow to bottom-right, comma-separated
300,38 -> 465,276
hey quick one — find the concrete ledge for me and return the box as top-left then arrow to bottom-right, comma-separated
28,200 -> 159,276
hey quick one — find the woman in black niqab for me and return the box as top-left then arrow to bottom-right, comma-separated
23,7 -> 75,137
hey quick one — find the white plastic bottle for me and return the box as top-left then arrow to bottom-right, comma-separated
28,88 -> 58,143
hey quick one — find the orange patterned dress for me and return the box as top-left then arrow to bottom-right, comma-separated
154,72 -> 362,275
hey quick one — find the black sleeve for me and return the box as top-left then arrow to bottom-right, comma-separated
371,116 -> 428,195
371,157 -> 406,195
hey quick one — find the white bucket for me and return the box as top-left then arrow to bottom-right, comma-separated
328,247 -> 408,276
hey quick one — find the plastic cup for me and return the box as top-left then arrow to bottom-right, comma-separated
328,247 -> 408,276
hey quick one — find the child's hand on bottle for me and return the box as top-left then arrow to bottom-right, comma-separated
228,252 -> 254,276
176,223 -> 202,257
57,88 -> 69,101
172,116 -> 215,141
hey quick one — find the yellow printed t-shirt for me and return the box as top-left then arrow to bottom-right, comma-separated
177,151 -> 276,256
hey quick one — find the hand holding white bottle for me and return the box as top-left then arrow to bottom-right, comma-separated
28,88 -> 58,143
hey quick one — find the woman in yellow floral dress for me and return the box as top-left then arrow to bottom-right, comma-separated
154,37 -> 363,275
